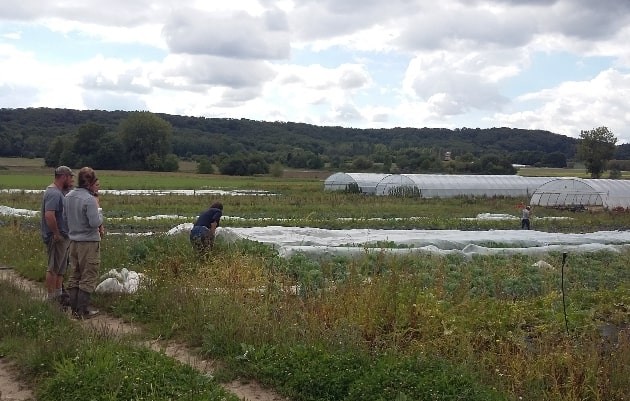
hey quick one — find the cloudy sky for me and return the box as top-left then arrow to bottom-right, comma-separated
1,0 -> 629,142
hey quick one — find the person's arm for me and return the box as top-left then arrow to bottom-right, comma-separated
44,210 -> 61,241
209,221 -> 218,236
85,197 -> 104,229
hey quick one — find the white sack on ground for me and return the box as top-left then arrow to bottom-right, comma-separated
95,268 -> 145,293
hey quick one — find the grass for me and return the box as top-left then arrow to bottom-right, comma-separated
0,279 -> 240,401
0,164 -> 629,400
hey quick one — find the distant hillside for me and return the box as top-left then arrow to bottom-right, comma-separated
0,107 -> 584,167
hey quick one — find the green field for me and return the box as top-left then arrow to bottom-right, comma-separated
0,161 -> 629,401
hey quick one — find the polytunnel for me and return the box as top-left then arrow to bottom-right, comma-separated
374,174 -> 554,198
323,173 -> 391,194
530,178 -> 630,210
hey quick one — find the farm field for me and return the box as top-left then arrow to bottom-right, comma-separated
0,162 -> 629,401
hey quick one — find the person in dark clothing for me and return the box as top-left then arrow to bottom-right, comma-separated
190,202 -> 223,255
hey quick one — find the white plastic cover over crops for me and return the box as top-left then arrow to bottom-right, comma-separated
530,178 -> 630,209
374,174 -> 555,198
167,223 -> 630,259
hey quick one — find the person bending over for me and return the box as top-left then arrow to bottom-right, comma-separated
190,201 -> 223,256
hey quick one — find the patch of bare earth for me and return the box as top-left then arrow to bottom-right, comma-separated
0,359 -> 34,401
0,266 -> 288,401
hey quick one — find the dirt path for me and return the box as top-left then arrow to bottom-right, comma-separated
0,267 -> 287,401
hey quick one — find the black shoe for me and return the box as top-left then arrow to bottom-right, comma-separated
72,308 -> 100,320
57,292 -> 71,308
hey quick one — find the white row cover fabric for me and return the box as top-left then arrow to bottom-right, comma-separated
373,174 -> 554,198
323,173 -> 391,194
164,224 -> 630,259
530,178 -> 630,209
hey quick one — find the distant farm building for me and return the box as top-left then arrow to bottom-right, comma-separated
374,174 -> 554,198
325,173 -> 556,198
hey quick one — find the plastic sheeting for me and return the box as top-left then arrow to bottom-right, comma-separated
323,173 -> 391,194
95,268 -> 145,293
374,174 -> 555,198
530,178 -> 630,209
167,224 -> 630,259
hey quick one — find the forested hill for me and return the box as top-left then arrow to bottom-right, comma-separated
0,107 -> 587,167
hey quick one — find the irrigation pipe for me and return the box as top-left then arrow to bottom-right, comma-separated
561,251 -> 569,336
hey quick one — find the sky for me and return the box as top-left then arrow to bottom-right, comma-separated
1,0 -> 630,142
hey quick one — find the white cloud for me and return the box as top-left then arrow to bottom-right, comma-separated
494,69 -> 630,142
0,0 -> 629,142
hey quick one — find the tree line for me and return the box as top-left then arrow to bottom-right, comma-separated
0,108 -> 624,176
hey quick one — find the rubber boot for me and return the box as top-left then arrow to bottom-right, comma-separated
76,289 -> 99,319
57,286 -> 71,310
68,287 -> 79,316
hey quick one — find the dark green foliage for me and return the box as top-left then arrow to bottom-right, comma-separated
540,151 -> 567,168
577,126 -> 617,178
119,111 -> 173,171
1,108 -> 603,175
235,344 -> 504,401
37,342 -> 238,401
196,155 -> 214,174
219,153 -> 269,176
346,356 -> 506,401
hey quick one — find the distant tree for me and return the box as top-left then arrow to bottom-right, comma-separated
615,143 -> 630,160
119,112 -> 173,171
219,153 -> 269,176
45,136 -> 70,167
74,123 -> 107,165
352,156 -> 373,170
540,151 -> 567,168
163,154 -> 180,172
219,157 -> 248,176
270,161 -> 284,177
91,133 -> 125,170
577,126 -> 617,178
472,154 -> 516,174
609,168 -> 622,179
197,155 -> 214,174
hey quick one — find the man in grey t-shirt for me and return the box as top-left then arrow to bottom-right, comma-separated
41,166 -> 74,304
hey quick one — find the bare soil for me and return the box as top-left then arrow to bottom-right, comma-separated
0,267 -> 287,401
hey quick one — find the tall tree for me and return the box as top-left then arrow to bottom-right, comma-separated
119,112 -> 173,171
73,122 -> 107,166
577,126 -> 617,178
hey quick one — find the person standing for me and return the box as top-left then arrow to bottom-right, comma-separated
190,201 -> 223,256
41,166 -> 74,306
521,205 -> 531,230
64,167 -> 103,319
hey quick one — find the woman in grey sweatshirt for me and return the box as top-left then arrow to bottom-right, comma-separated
63,167 -> 104,319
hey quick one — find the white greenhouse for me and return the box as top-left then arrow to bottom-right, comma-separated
374,174 -> 555,198
323,173 -> 392,195
530,178 -> 630,210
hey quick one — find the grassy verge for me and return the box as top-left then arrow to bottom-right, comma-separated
0,279 -> 239,401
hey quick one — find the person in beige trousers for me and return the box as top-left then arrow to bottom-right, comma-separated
63,167 -> 104,319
